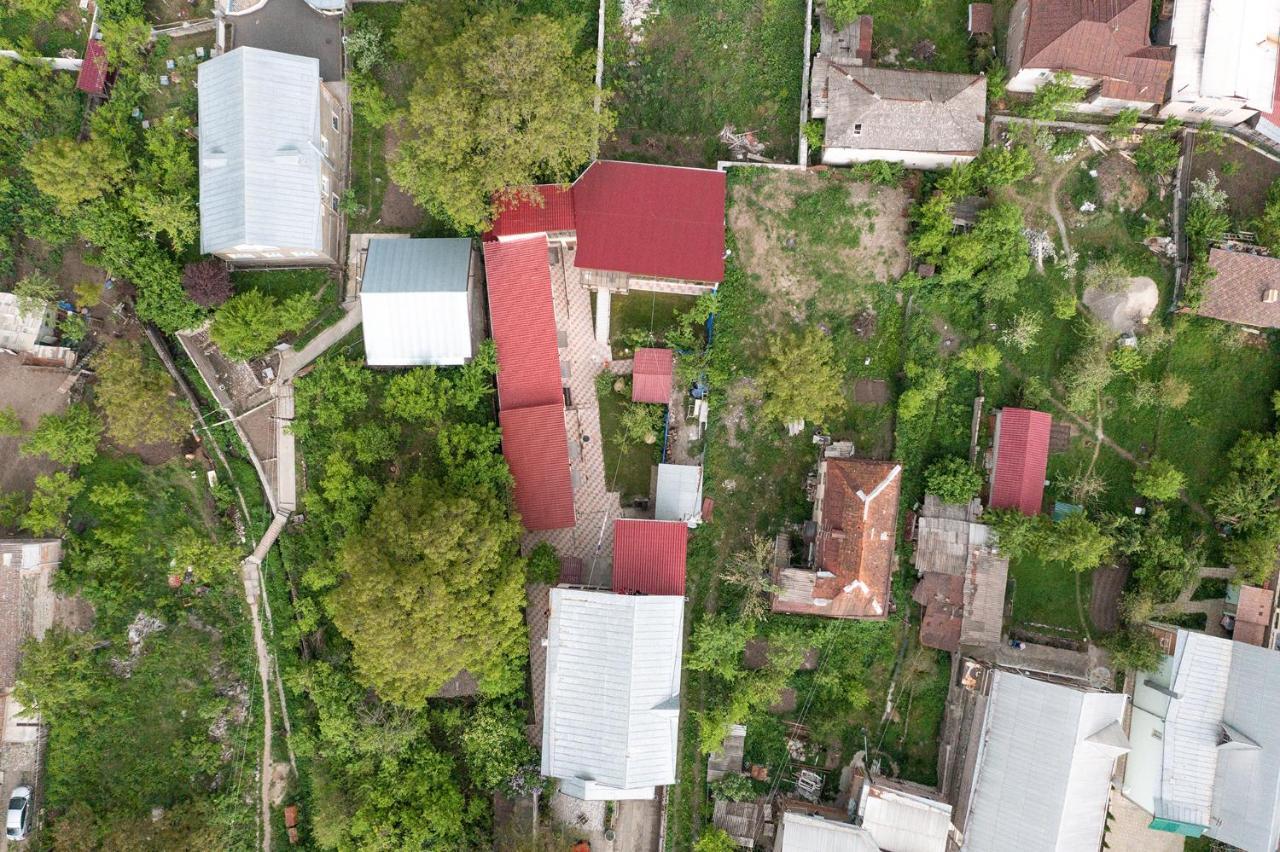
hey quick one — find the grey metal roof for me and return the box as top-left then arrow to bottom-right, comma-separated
858,783 -> 953,852
961,671 -> 1128,852
811,61 -> 987,155
776,813 -> 880,852
540,589 -> 684,799
655,463 -> 703,525
362,238 -> 472,294
198,47 -> 323,255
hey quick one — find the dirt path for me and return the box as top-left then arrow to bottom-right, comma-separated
1048,160 -> 1074,261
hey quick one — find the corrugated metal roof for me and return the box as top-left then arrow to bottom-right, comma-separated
612,519 -> 688,596
499,404 -> 575,532
632,347 -> 675,403
655,463 -> 703,525
776,813 -> 880,852
362,238 -> 471,293
198,47 -> 324,255
961,671 -> 1128,852
0,539 -> 61,691
76,37 -> 108,96
1214,633 -> 1280,851
541,589 -> 684,798
360,238 -> 473,366
859,784 -> 953,852
989,408 -> 1052,516
486,184 -> 576,239
483,236 -> 564,410
1157,631 -> 1231,828
1197,0 -> 1280,110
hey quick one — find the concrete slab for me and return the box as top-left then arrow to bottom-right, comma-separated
228,0 -> 343,82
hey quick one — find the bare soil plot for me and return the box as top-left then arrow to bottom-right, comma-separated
1190,137 -> 1280,225
0,356 -> 69,496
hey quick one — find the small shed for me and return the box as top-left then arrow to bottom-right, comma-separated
0,294 -> 55,353
360,238 -> 476,366
632,347 -> 675,404
612,519 -> 689,596
655,463 -> 704,527
967,3 -> 994,37
76,37 -> 109,97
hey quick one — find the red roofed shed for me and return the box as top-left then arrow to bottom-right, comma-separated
572,161 -> 726,283
612,519 -> 688,595
989,408 -> 1052,516
77,37 -> 109,96
499,404 -> 575,531
631,347 -> 674,404
483,236 -> 563,410
486,185 -> 576,240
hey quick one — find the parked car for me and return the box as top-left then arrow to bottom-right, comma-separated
6,785 -> 31,841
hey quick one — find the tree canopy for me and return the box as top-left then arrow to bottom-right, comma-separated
758,328 -> 842,427
94,339 -> 189,448
21,404 -> 103,467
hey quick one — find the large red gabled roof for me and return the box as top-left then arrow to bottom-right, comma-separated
483,236 -> 564,410
499,403 -> 575,531
77,38 -> 108,96
612,519 -> 688,596
631,347 -> 674,404
571,160 -> 727,283
485,185 -> 576,241
989,408 -> 1052,516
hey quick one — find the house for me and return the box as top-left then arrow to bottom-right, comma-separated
485,236 -> 575,532
810,15 -> 987,170
360,238 -> 479,367
950,669 -> 1129,852
855,777 -> 956,852
968,3 -> 995,38
1161,0 -> 1280,126
198,46 -> 344,265
1195,247 -> 1280,329
540,589 -> 684,800
612,519 -> 688,596
1228,584 -> 1275,647
1006,0 -> 1174,114
988,407 -> 1053,516
0,294 -> 75,368
632,347 -> 675,404
775,812 -> 880,852
655,463 -> 705,527
772,456 -> 901,619
912,495 -> 1009,652
1,540 -> 62,746
1123,629 -> 1280,848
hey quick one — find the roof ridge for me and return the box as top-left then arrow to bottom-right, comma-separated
622,597 -> 640,789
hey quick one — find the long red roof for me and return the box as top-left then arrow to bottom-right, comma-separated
483,236 -> 563,410
77,38 -> 108,96
989,408 -> 1052,516
486,185 -> 576,240
499,404 -> 575,531
612,519 -> 688,596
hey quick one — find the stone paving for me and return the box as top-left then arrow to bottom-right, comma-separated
1103,790 -> 1183,852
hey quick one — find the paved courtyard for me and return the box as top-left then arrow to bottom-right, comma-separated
228,0 -> 344,82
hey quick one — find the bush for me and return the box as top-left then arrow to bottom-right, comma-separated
181,260 -> 233,308
58,313 -> 88,345
709,772 -> 755,802
925,456 -> 983,504
0,406 -> 22,437
1023,71 -> 1084,120
209,290 -> 318,360
13,271 -> 57,317
1134,458 -> 1185,502
21,404 -> 102,466
526,542 -> 560,585
803,119 -> 824,154
1134,119 -> 1182,176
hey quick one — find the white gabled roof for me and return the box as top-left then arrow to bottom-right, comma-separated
1171,0 -> 1280,110
859,784 -> 953,852
961,671 -> 1128,852
198,47 -> 324,255
360,238 -> 474,366
654,463 -> 703,526
776,813 -> 880,852
541,589 -> 684,799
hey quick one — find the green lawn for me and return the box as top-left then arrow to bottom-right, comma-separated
605,290 -> 699,355
1008,553 -> 1093,639
232,268 -> 331,300
142,33 -> 212,119
597,374 -> 661,503
0,0 -> 88,56
865,0 -> 977,72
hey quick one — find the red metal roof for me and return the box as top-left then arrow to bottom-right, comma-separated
499,403 -> 575,531
485,185 -> 576,240
631,347 -> 674,404
571,160 -> 726,283
483,236 -> 564,410
612,519 -> 688,596
989,408 -> 1052,516
77,38 -> 108,96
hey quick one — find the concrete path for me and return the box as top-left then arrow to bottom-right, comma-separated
1104,790 -> 1183,852
278,302 -> 362,381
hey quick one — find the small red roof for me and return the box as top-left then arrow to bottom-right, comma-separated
631,347 -> 674,404
483,236 -> 564,410
572,160 -> 726,283
612,519 -> 688,596
77,38 -> 108,96
499,403 -> 575,531
989,408 -> 1052,516
486,185 -> 576,240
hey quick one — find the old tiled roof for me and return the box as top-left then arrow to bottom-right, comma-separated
969,2 -> 994,35
1016,0 -> 1173,105
1199,248 -> 1280,329
961,549 -> 1009,646
612,519 -> 688,596
486,185 -> 576,240
631,348 -> 675,404
1234,585 -> 1274,647
812,63 -> 987,155
0,540 -> 61,691
772,458 -> 901,619
572,160 -> 727,283
483,236 -> 564,410
913,498 -> 1009,651
915,572 -> 964,652
76,37 -> 108,96
989,407 -> 1052,516
498,404 -> 575,532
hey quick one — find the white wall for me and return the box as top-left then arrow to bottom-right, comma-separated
821,147 -> 976,171
361,289 -> 473,366
1161,98 -> 1256,126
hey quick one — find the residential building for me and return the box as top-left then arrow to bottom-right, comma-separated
485,236 -> 575,532
1195,247 -> 1280,329
912,495 -> 1009,653
855,777 -> 956,852
772,456 -> 901,619
988,407 -> 1053,516
1,540 -> 62,745
1161,0 -> 1280,126
775,812 -> 880,852
612,519 -> 688,596
303,0 -> 345,13
540,589 -> 684,800
655,463 -> 705,527
968,3 -> 995,39
198,46 -> 344,265
359,238 -> 480,367
1228,584 -> 1275,647
810,15 -> 987,170
949,669 -> 1129,852
1006,0 -> 1174,114
631,347 -> 675,404
1123,629 -> 1280,848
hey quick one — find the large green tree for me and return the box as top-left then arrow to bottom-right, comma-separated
328,476 -> 526,704
94,339 -> 189,447
21,404 -> 103,466
24,137 -> 126,211
758,328 -> 843,427
209,290 -> 317,360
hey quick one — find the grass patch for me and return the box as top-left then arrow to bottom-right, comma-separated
605,290 -> 699,355
142,32 -> 212,118
1163,611 -> 1209,630
1191,578 -> 1228,602
597,375 -> 661,503
0,0 -> 88,56
1008,553 -> 1092,638
232,268 -> 331,300
145,0 -> 213,23
866,0 -> 976,73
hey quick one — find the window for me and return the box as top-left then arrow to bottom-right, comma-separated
331,193 -> 340,212
321,175 -> 330,195
331,114 -> 339,131
853,123 -> 863,135
1189,104 -> 1209,114
320,135 -> 330,155
1212,107 -> 1232,117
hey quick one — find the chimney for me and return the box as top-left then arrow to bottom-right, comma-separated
1264,288 -> 1279,303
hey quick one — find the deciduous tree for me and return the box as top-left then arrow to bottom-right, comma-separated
94,339 -> 189,447
925,456 -> 983,504
1134,458 -> 1185,503
25,137 -> 125,210
22,471 -> 84,536
209,290 -> 317,360
758,328 -> 842,427
21,404 -> 102,466
181,260 -> 233,308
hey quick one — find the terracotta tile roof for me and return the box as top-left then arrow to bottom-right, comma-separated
631,348 -> 675,404
612,519 -> 688,596
76,37 -> 108,96
914,572 -> 964,652
1234,585 -> 1274,647
989,408 -> 1052,516
485,185 -> 576,240
483,236 -> 564,409
499,403 -> 575,531
572,160 -> 727,284
969,2 -> 994,35
772,458 -> 901,619
1199,248 -> 1280,329
1016,0 -> 1173,106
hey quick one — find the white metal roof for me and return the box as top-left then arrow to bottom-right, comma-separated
1171,0 -> 1280,110
0,293 -> 49,353
540,589 -> 684,799
961,671 -> 1128,852
859,784 -> 952,852
776,813 -> 880,852
655,463 -> 703,526
198,47 -> 324,254
360,238 -> 474,366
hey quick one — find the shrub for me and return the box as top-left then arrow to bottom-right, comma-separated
209,290 -> 318,360
58,313 -> 88,345
925,456 -> 983,504
1134,458 -> 1185,502
526,542 -> 560,585
13,271 -> 57,317
181,260 -> 233,308
1134,119 -> 1183,176
21,404 -> 102,466
0,406 -> 22,437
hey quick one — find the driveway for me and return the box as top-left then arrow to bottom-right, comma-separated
229,0 -> 343,82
